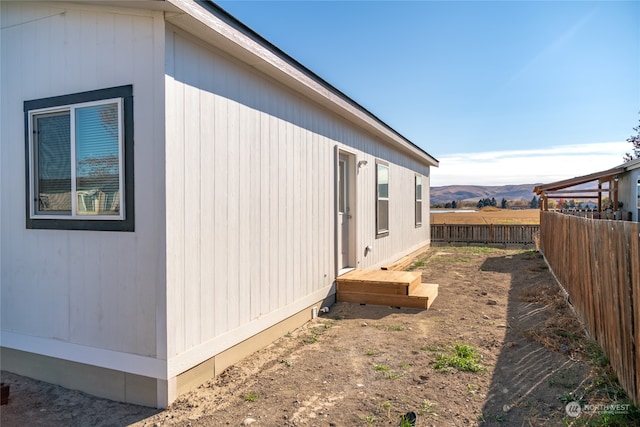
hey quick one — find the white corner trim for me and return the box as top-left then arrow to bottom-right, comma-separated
0,332 -> 167,379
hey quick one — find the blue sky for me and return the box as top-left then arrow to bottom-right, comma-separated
217,0 -> 640,186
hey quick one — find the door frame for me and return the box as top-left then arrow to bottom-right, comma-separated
335,147 -> 357,276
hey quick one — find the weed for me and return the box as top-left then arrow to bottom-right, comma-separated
279,359 -> 293,367
380,401 -> 393,418
302,332 -> 319,344
284,331 -> 292,338
364,349 -> 378,356
585,340 -> 609,367
399,361 -> 410,370
408,259 -> 426,271
418,400 -> 437,415
433,343 -> 485,373
362,415 -> 377,425
420,344 -> 442,352
376,324 -> 406,331
373,364 -> 390,372
478,412 -> 506,422
385,372 -> 403,380
244,392 -> 259,402
399,413 -> 415,427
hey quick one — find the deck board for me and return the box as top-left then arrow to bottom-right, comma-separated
336,269 -> 437,310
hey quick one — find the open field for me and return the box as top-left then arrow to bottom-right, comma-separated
430,208 -> 540,225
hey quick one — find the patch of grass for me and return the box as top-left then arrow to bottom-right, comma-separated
433,343 -> 485,373
362,415 -> 377,425
418,400 -> 437,415
430,256 -> 471,263
408,259 -> 427,270
364,349 -> 379,356
373,364 -> 390,372
301,332 -> 319,344
399,413 -> 415,427
375,324 -> 406,331
385,372 -> 403,380
380,401 -> 393,418
477,412 -> 506,423
243,391 -> 259,402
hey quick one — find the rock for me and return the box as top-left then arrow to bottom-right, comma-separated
487,300 -> 497,305
242,417 -> 257,425
482,314 -> 490,320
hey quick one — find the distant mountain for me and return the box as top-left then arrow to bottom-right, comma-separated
430,184 -> 540,205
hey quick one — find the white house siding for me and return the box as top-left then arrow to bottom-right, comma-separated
0,2 -> 166,369
164,28 -> 431,373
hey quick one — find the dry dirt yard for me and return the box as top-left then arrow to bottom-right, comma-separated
2,245 -> 638,427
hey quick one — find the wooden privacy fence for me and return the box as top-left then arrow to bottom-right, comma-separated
430,224 -> 539,245
540,211 -> 640,405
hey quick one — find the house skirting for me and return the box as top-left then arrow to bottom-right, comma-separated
1,295 -> 335,408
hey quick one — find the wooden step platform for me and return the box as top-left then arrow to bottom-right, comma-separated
336,269 -> 438,310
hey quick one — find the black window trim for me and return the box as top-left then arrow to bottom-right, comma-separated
24,85 -> 135,232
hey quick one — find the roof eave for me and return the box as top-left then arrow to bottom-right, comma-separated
164,0 -> 438,167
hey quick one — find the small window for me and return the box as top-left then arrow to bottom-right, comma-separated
636,179 -> 640,209
415,175 -> 423,227
376,161 -> 389,236
25,85 -> 134,231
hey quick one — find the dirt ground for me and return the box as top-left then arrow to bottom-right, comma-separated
1,245 -> 637,426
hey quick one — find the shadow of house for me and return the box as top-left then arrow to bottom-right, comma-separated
477,253 -> 591,426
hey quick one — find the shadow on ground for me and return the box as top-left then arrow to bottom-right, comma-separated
477,252 -> 590,426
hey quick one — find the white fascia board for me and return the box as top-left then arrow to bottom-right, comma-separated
165,0 -> 438,167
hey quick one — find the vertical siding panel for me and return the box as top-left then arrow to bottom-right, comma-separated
277,116 -> 287,307
292,114 -> 302,300
237,85 -> 254,322
213,75 -> 229,336
183,51 -> 202,349
227,98 -> 241,330
200,60 -> 216,341
269,114 -> 281,311
259,108 -> 271,315
249,101 -> 261,319
169,35 -> 186,355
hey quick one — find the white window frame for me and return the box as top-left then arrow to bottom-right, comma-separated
376,161 -> 389,237
415,175 -> 423,227
28,98 -> 125,221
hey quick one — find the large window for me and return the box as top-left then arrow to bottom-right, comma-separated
376,161 -> 389,236
25,85 -> 134,231
415,175 -> 423,227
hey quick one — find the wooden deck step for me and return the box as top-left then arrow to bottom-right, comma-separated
337,269 -> 422,296
336,269 -> 438,310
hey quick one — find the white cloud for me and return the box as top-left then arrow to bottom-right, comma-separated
431,142 -> 629,187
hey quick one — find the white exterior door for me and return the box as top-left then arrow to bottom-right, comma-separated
338,154 -> 351,271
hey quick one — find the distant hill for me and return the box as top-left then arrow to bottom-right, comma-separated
430,184 -> 540,205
